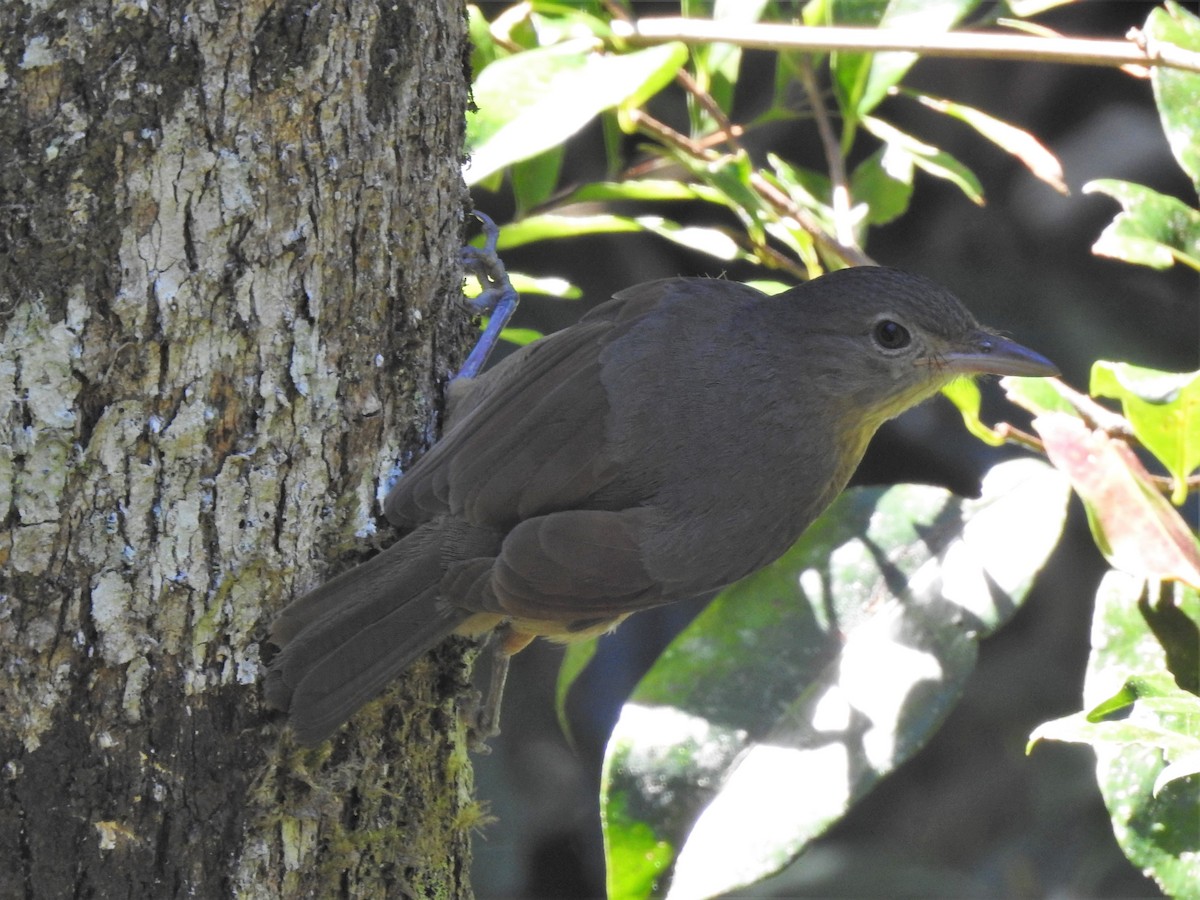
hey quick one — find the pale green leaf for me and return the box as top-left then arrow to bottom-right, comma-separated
562,179 -> 725,205
940,378 -> 1006,446
850,145 -> 915,226
465,41 -> 688,185
903,89 -> 1068,194
1147,2 -> 1200,190
1084,179 -> 1200,271
999,375 -> 1077,418
863,116 -> 985,204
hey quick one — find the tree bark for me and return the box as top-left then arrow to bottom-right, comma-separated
0,1 -> 475,896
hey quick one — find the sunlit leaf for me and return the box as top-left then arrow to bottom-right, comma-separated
902,89 -> 1068,194
466,41 -> 688,185
602,460 -> 1068,900
492,213 -> 744,262
863,116 -> 985,205
1146,2 -> 1200,190
940,379 -> 1005,446
1084,179 -> 1200,272
497,326 -> 543,347
1006,0 -> 1076,16
1090,362 -> 1200,505
999,375 -> 1077,418
509,273 -> 581,299
1034,412 -> 1200,587
562,179 -> 725,205
1031,573 -> 1200,897
742,279 -> 791,295
850,145 -> 914,226
1154,750 -> 1200,796
492,212 -> 642,247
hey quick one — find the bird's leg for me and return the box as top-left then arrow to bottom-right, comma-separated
466,626 -> 534,751
456,211 -> 520,380
467,650 -> 510,752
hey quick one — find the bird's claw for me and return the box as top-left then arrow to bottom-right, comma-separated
456,211 -> 520,380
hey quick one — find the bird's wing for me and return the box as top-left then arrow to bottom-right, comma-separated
384,280 -> 684,530
456,507 -> 669,622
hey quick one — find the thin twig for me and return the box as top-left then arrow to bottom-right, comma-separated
625,108 -> 716,159
673,67 -> 747,156
993,423 -> 1046,454
611,18 -> 1200,74
796,57 -> 858,251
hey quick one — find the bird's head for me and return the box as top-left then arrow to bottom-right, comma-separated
781,266 -> 1059,430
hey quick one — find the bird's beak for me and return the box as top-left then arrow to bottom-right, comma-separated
941,332 -> 1059,378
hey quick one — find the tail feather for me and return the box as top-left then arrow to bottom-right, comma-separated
265,520 -> 486,745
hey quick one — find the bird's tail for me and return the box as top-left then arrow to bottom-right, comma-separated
264,519 -> 494,745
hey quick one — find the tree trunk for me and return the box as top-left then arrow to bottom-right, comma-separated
0,1 -> 475,896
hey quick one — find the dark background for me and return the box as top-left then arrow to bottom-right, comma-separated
467,2 -> 1199,896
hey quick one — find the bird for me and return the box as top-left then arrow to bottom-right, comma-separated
264,264 -> 1058,746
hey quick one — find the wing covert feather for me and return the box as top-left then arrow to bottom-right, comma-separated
384,279 -> 706,531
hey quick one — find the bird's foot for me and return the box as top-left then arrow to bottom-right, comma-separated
463,645 -> 510,753
457,211 -> 520,380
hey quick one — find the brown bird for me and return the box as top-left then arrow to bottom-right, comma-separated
265,265 -> 1058,745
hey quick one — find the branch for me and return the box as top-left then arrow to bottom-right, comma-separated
612,19 -> 1200,74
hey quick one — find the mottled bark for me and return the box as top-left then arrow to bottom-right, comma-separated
0,1 -> 476,896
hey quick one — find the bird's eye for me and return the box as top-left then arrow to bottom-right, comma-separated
873,319 -> 911,350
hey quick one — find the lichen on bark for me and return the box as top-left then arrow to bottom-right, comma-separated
0,1 -> 476,895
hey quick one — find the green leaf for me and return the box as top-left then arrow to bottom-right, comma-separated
1084,179 -> 1200,271
742,279 -> 791,296
465,41 -> 689,185
1034,411 -> 1200,587
1031,573 -> 1200,897
467,4 -> 501,78
508,273 -> 581,299
902,89 -> 1068,194
767,153 -> 833,215
850,145 -> 914,226
1155,749 -> 1200,796
496,326 -> 543,347
555,637 -> 598,747
601,460 -> 1069,900
830,0 -> 980,123
862,116 -> 985,205
491,213 -> 744,262
940,378 -> 1005,446
602,786 -> 678,900
511,145 -> 564,215
1090,362 -> 1200,505
1006,0 -> 1076,15
562,179 -> 725,205
1146,2 -> 1200,191
492,212 -> 642,247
